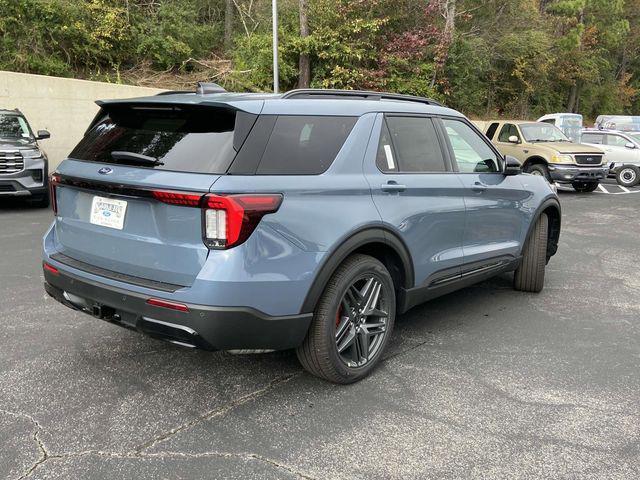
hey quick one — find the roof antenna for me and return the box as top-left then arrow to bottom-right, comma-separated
196,82 -> 226,95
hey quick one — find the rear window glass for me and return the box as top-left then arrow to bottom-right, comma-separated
70,105 -> 245,174
256,115 -> 357,174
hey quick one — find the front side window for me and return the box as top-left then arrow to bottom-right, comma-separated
257,115 -> 356,174
497,124 -> 520,143
442,119 -> 500,173
606,135 -> 630,147
379,116 -> 446,173
519,123 -> 570,143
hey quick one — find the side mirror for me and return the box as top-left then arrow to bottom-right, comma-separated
36,129 -> 50,140
625,142 -> 636,149
508,135 -> 520,144
503,155 -> 521,176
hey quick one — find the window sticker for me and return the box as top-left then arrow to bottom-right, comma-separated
383,144 -> 395,170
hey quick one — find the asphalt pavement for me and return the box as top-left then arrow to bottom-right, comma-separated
1,190 -> 639,480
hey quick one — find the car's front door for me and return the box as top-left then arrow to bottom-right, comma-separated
364,114 -> 466,288
604,134 -> 640,164
439,117 -> 528,269
493,123 -> 525,162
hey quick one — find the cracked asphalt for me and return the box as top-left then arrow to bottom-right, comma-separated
1,190 -> 639,480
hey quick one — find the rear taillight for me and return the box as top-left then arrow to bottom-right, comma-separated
146,298 -> 190,312
49,173 -> 60,215
202,194 -> 283,249
151,189 -> 282,250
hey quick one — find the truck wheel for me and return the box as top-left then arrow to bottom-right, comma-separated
514,213 -> 548,293
526,164 -> 552,182
296,254 -> 395,384
616,166 -> 640,187
571,182 -> 598,193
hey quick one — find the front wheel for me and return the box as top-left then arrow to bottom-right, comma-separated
616,166 -> 640,187
526,164 -> 552,182
514,213 -> 548,293
571,181 -> 599,193
296,254 -> 395,384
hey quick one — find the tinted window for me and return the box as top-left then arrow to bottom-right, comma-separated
486,122 -> 499,140
582,133 -> 604,144
383,116 -> 446,172
71,105 -> 242,173
442,119 -> 500,173
497,124 -> 519,142
606,134 -> 629,147
376,121 -> 398,173
257,115 -> 356,174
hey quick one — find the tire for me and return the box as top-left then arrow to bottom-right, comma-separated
616,165 -> 640,187
514,213 -> 548,293
296,254 -> 396,384
526,163 -> 552,182
29,193 -> 50,208
571,181 -> 598,193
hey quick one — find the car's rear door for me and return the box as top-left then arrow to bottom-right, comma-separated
364,113 -> 466,288
438,117 -> 528,270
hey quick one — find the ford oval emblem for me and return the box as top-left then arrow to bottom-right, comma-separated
98,167 -> 113,175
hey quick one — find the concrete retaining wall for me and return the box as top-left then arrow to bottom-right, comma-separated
0,71 -> 164,170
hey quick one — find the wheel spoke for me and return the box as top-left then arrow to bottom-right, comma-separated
358,329 -> 369,361
337,327 -> 356,353
363,320 -> 386,335
362,281 -> 381,315
335,315 -> 351,341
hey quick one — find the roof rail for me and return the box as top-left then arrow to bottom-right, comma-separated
281,89 -> 442,107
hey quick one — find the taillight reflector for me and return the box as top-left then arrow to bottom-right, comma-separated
43,262 -> 59,275
146,298 -> 190,312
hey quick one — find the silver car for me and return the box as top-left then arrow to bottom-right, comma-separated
581,129 -> 640,187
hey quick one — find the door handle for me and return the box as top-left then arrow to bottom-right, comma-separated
471,181 -> 487,193
381,181 -> 406,192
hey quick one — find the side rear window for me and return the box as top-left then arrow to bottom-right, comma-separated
380,116 -> 447,173
582,133 -> 604,144
486,122 -> 499,140
70,104 -> 253,174
256,115 -> 357,174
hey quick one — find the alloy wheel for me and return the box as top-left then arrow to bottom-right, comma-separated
334,276 -> 389,368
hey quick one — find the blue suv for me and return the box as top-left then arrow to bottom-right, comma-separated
42,87 -> 561,383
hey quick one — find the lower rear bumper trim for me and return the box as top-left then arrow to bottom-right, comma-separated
44,267 -> 313,351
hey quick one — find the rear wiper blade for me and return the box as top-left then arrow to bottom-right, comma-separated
110,151 -> 164,166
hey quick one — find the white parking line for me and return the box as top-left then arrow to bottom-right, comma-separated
595,183 -> 640,194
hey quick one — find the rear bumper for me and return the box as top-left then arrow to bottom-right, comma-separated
547,164 -> 607,183
43,266 -> 313,351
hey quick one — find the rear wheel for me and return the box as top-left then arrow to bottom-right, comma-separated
514,213 -> 548,293
526,163 -> 552,182
296,254 -> 395,384
616,166 -> 640,187
571,181 -> 598,193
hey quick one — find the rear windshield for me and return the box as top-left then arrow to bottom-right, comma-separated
70,105 -> 247,173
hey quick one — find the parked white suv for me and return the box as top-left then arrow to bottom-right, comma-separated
581,129 -> 640,187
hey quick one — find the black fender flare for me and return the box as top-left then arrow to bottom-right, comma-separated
522,196 -> 561,258
300,227 -> 415,314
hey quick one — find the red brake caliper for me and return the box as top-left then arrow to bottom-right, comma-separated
335,306 -> 342,329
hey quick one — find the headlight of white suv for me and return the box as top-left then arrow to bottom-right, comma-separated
550,154 -> 573,164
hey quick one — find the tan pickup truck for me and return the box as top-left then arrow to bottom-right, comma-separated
477,120 -> 607,192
